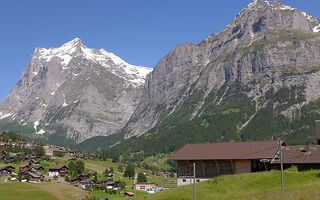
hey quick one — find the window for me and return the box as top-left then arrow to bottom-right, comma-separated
183,179 -> 186,182
140,186 -> 145,190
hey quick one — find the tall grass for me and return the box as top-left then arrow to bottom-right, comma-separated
142,167 -> 320,200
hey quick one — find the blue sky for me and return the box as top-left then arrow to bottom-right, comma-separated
0,0 -> 319,100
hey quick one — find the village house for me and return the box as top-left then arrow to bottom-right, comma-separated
48,165 -> 68,177
0,166 -> 15,175
19,161 -> 31,169
270,120 -> 320,170
71,173 -> 91,183
169,140 -> 283,186
31,165 -> 44,172
80,179 -> 96,190
136,182 -> 157,192
105,181 -> 119,190
271,145 -> 320,171
0,142 -> 8,150
100,178 -> 109,184
24,171 -> 44,183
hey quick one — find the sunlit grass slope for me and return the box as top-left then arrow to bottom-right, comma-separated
142,168 -> 320,200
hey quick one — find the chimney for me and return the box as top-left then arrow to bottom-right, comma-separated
316,120 -> 320,145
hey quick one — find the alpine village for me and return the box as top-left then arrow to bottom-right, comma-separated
1,0 -> 320,199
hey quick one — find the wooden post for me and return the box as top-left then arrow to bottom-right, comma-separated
201,160 -> 206,177
193,162 -> 196,200
215,160 -> 220,175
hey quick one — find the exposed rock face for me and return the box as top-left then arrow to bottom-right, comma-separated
124,0 -> 320,138
0,38 -> 152,143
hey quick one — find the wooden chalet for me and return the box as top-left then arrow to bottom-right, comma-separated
48,165 -> 68,177
31,165 -> 44,172
271,145 -> 320,171
169,140 -> 283,186
80,179 -> 96,190
25,171 -> 44,183
71,173 -> 90,182
0,166 -> 15,175
105,181 -> 119,190
100,178 -> 109,184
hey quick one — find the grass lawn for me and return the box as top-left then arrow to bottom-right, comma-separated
91,188 -> 146,200
0,182 -> 59,200
55,156 -> 118,173
83,159 -> 118,173
141,168 -> 320,200
32,180 -> 89,200
0,181 -> 89,200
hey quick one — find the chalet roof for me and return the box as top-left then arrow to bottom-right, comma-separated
136,182 -> 156,185
49,165 -> 67,170
106,181 -> 119,186
100,178 -> 109,183
125,192 -> 134,196
169,140 -> 282,160
19,161 -> 30,168
271,145 -> 320,164
0,166 -> 15,171
80,179 -> 95,184
28,172 -> 42,178
32,165 -> 44,170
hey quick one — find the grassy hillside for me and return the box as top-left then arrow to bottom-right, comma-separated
141,168 -> 320,200
0,181 -> 89,200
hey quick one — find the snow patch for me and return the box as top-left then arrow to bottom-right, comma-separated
38,38 -> 79,66
313,24 -> 320,33
62,94 -> 68,107
279,5 -> 295,11
79,46 -> 152,86
33,121 -> 39,132
0,112 -> 13,120
36,129 -> 45,135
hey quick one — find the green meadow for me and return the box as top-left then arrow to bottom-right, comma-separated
142,167 -> 320,200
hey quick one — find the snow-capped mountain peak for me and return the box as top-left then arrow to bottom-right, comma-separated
35,38 -> 153,87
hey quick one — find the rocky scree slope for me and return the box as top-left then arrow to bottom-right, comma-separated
0,38 -> 152,144
97,0 -> 320,155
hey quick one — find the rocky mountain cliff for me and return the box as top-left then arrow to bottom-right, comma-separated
124,0 -> 320,137
92,0 -> 320,155
0,38 -> 152,143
